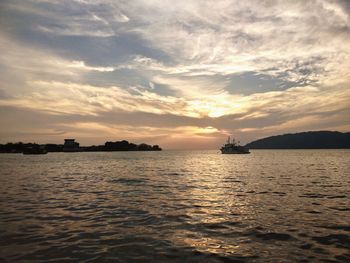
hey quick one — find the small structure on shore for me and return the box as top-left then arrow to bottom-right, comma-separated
63,139 -> 80,152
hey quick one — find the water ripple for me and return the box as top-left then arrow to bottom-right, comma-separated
0,150 -> 349,262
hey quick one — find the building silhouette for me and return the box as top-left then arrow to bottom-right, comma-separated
63,139 -> 80,152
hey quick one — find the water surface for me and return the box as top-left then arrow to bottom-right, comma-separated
0,150 -> 349,262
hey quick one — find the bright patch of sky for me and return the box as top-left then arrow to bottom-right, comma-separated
0,0 -> 350,148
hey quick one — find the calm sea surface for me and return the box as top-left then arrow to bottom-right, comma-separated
0,150 -> 349,262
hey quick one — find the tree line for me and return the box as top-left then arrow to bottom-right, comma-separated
0,140 -> 162,153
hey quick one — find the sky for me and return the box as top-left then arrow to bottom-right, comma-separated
0,0 -> 350,149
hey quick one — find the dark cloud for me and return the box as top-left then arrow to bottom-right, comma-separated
0,1 -> 172,67
0,0 -> 349,148
226,72 -> 297,95
0,89 -> 10,99
81,68 -> 177,96
335,0 -> 350,13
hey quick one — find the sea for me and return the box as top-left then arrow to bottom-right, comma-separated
0,150 -> 349,262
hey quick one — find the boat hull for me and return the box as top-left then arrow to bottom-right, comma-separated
220,137 -> 250,154
23,153 -> 47,155
23,147 -> 48,155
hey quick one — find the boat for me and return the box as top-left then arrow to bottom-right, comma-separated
23,146 -> 47,155
220,136 -> 250,154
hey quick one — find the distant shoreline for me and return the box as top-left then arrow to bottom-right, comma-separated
0,139 -> 162,154
2,148 -> 350,154
245,131 -> 350,149
247,148 -> 350,150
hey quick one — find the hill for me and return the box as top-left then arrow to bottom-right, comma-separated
245,131 -> 350,149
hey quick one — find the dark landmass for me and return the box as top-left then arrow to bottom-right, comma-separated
245,131 -> 350,149
0,140 -> 162,153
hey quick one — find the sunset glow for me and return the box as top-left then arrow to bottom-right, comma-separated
0,0 -> 349,148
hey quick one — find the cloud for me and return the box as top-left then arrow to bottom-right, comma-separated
68,61 -> 115,72
0,0 -> 349,148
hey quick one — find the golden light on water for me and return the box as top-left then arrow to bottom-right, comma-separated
0,0 -> 349,148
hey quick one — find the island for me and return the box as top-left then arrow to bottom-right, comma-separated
0,139 -> 162,153
245,131 -> 350,149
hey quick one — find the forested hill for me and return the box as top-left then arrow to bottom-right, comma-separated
245,131 -> 350,149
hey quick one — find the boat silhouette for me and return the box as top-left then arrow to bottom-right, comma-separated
220,136 -> 250,154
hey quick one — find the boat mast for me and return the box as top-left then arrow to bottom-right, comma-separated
231,137 -> 236,145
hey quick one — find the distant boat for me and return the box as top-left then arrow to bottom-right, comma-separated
220,136 -> 250,154
23,146 -> 47,155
